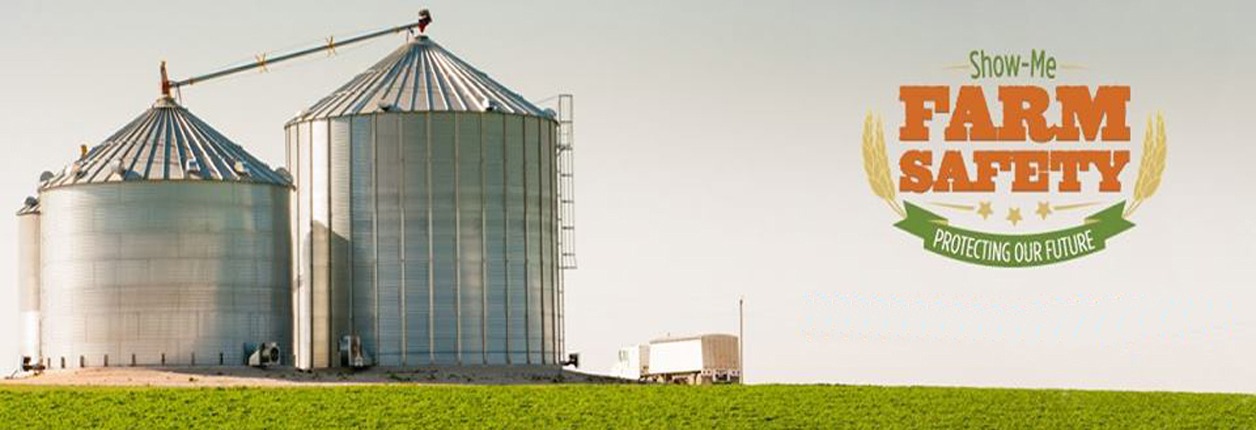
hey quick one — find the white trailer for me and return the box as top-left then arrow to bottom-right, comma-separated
613,334 -> 741,384
610,345 -> 648,380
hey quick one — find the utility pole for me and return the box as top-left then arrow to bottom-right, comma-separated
739,295 -> 745,384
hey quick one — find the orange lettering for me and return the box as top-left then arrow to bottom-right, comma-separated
1055,86 -> 1130,141
898,150 -> 933,193
899,86 -> 950,141
998,86 -> 1054,142
945,86 -> 997,141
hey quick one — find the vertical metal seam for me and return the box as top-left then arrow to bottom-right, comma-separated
399,114 -> 407,366
326,121 -> 336,367
325,119 -> 333,367
302,123 -> 311,366
538,119 -> 547,364
454,113 -> 463,364
300,123 -> 310,369
556,125 -> 563,360
347,120 -> 355,353
293,125 -> 298,367
523,117 -> 531,365
549,121 -> 557,363
426,112 -> 435,365
297,123 -> 305,368
372,114 -> 381,365
555,120 -> 563,362
480,113 -> 488,364
550,120 -> 556,363
502,114 -> 511,365
537,119 -> 547,364
285,126 -> 292,366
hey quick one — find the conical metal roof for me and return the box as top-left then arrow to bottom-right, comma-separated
42,96 -> 289,189
293,35 -> 548,122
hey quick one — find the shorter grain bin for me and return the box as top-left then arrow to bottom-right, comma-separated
27,96 -> 292,369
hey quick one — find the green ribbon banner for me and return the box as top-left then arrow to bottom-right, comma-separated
894,201 -> 1134,267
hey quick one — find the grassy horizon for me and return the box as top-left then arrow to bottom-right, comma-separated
1,384 -> 1253,428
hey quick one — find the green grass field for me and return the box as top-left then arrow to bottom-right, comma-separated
1,385 -> 1253,428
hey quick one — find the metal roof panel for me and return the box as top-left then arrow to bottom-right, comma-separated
41,97 -> 289,190
293,35 -> 548,122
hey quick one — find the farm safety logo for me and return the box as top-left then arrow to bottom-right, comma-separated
862,50 -> 1167,267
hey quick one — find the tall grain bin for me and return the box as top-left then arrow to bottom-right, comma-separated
288,35 -> 560,368
35,96 -> 292,368
16,198 -> 41,366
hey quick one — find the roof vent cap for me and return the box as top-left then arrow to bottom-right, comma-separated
275,167 -> 293,184
185,159 -> 202,177
109,160 -> 126,175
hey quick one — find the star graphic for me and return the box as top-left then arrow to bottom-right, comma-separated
976,201 -> 993,220
1006,207 -> 1023,226
1036,201 -> 1053,220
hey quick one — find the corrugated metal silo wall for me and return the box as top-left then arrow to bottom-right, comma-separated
39,181 -> 292,368
289,112 -> 560,367
17,212 -> 41,362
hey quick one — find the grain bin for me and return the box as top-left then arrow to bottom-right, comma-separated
16,197 -> 41,367
33,96 -> 292,368
287,35 -> 560,368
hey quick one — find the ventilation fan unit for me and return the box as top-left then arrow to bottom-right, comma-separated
245,342 -> 282,368
339,335 -> 370,369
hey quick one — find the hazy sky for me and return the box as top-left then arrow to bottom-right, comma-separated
2,1 -> 1254,392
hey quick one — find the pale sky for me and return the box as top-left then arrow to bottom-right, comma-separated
2,1 -> 1254,392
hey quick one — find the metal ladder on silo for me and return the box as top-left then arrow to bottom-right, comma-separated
557,94 -> 577,271
556,94 -> 577,360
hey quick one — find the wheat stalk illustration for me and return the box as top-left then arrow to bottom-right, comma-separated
1124,113 -> 1166,218
862,113 -> 905,218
